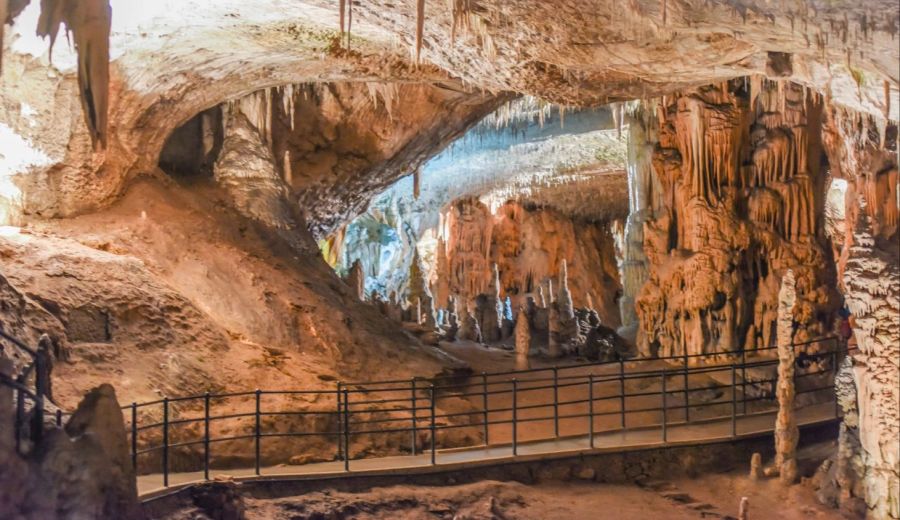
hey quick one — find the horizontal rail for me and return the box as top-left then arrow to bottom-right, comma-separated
125,336 -> 847,490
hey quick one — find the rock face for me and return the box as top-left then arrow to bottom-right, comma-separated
840,199 -> 900,518
634,80 -> 840,359
822,101 -> 899,520
0,378 -> 141,519
774,269 -> 799,485
435,198 -> 622,327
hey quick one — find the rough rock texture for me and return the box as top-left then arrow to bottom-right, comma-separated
822,99 -> 899,519
7,0 -> 893,240
346,259 -> 366,302
634,80 -> 841,358
774,269 -> 799,485
0,379 -> 141,519
436,198 -> 622,328
840,199 -> 899,518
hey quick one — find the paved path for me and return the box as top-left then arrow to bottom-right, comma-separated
138,400 -> 838,499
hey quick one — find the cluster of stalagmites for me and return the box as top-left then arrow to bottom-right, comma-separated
347,254 -> 628,361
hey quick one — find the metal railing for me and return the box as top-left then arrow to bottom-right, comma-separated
126,336 -> 845,488
0,329 -> 62,452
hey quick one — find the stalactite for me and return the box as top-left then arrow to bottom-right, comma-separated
36,0 -> 111,149
415,0 -> 425,64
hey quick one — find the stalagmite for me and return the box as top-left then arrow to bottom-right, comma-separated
408,249 -> 436,328
413,168 -> 421,199
774,269 -> 799,485
749,452 -> 763,480
458,309 -> 483,343
537,286 -> 546,308
347,259 -> 365,301
445,296 -> 460,340
738,497 -> 750,520
515,306 -> 531,367
548,303 -> 561,358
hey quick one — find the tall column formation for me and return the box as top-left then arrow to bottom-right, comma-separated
842,197 -> 899,518
775,269 -> 799,485
346,259 -> 366,301
823,102 -> 899,519
619,107 -> 660,351
635,80 -> 839,359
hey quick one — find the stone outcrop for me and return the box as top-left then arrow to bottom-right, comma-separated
0,378 -> 141,520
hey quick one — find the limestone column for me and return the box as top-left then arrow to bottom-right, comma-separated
515,306 -> 531,370
775,268 -> 799,485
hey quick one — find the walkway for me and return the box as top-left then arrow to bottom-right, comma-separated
138,400 -> 838,499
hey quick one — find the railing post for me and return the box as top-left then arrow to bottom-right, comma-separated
342,388 -> 350,471
14,386 -> 23,453
731,364 -> 738,437
411,378 -> 417,455
619,359 -> 626,429
131,402 -> 138,473
33,350 -> 46,443
588,374 -> 594,449
661,369 -> 667,443
162,397 -> 169,488
481,372 -> 489,446
741,347 -> 747,415
512,378 -> 518,456
203,393 -> 210,480
429,384 -> 436,465
254,389 -> 261,476
336,382 -> 343,461
553,366 -> 559,438
56,409 -> 62,428
683,351 -> 690,423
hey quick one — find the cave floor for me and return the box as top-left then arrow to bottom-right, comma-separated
159,456 -> 849,520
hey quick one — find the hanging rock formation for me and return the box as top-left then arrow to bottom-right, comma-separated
774,269 -> 799,485
635,80 -> 840,359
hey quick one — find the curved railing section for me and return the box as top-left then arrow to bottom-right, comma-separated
126,336 -> 847,491
0,328 -> 64,452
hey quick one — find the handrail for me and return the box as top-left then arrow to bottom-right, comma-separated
0,329 -> 60,453
125,336 -> 847,487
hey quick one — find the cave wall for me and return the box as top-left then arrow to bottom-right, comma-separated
635,79 -> 841,358
435,198 -> 622,327
822,104 -> 899,520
